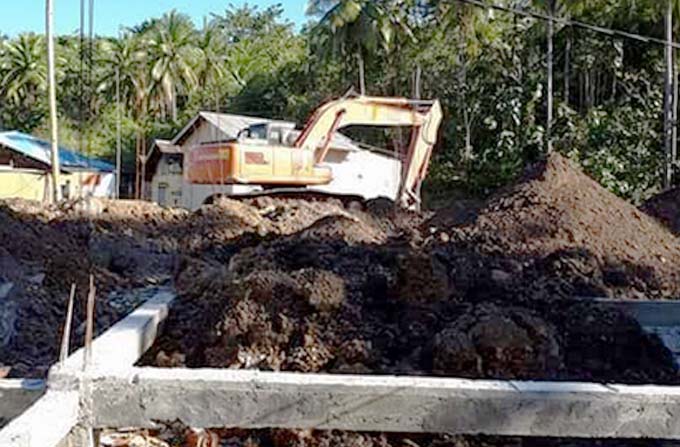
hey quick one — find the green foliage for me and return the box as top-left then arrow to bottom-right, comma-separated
0,0 -> 674,201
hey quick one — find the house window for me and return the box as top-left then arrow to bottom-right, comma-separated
61,180 -> 71,199
158,183 -> 168,206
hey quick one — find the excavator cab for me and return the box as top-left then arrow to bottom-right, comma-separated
186,94 -> 442,209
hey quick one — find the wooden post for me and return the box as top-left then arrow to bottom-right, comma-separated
46,0 -> 61,203
84,275 -> 96,369
59,284 -> 76,364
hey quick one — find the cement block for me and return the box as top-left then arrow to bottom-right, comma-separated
88,367 -> 680,439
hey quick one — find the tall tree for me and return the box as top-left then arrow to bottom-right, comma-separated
307,0 -> 404,94
0,34 -> 48,130
196,23 -> 226,107
145,10 -> 199,121
0,34 -> 47,104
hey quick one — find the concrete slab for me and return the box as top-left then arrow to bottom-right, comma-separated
87,367 -> 680,439
0,391 -> 78,447
0,379 -> 45,426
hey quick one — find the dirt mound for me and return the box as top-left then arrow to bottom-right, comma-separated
299,215 -> 387,244
142,155 -> 680,383
442,153 -> 680,299
145,242 -> 679,383
642,187 -> 680,235
6,155 -> 680,382
432,304 -> 562,379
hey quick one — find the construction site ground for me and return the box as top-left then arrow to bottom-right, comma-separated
3,153 -> 680,446
98,427 -> 680,447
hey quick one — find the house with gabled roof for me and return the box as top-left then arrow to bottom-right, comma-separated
0,131 -> 116,202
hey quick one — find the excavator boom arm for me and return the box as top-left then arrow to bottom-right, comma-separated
294,95 -> 443,209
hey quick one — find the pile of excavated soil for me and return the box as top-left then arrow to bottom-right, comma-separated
143,153 -> 680,383
0,195 -> 419,377
144,241 -> 677,383
6,154 -> 680,381
642,187 -> 680,236
434,154 -> 680,299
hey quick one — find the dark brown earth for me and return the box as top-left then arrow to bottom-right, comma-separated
642,187 -> 680,236
140,153 -> 680,385
3,153 -> 680,382
4,154 -> 680,444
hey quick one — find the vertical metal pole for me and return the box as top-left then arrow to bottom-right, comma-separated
116,66 -> 122,199
546,0 -> 554,154
665,0 -> 674,190
46,0 -> 61,203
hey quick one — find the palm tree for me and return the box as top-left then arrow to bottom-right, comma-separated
100,34 -> 148,111
145,10 -> 199,121
0,34 -> 47,104
196,23 -> 227,110
307,0 -> 405,94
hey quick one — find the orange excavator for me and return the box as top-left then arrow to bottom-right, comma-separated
186,94 -> 443,209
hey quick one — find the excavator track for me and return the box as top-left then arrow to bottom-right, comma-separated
208,188 -> 370,208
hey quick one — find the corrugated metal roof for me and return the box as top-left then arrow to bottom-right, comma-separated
200,112 -> 290,140
153,139 -> 182,154
172,112 -> 275,146
0,131 -> 114,172
172,111 -> 362,152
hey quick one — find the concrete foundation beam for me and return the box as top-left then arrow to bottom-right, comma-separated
53,289 -> 174,375
88,367 -> 680,439
0,379 -> 45,426
0,391 -> 78,447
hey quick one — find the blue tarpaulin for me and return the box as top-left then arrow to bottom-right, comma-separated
0,131 -> 114,172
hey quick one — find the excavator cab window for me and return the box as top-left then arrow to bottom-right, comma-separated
244,124 -> 268,141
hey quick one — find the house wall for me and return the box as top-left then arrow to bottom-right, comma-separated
0,169 -> 49,201
150,154 -> 183,207
0,168 -> 115,201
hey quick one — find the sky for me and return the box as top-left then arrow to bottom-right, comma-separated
0,0 -> 308,37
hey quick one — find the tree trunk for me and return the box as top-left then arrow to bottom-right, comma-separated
546,0 -> 554,153
457,24 -> 472,162
673,48 -> 678,186
135,133 -> 140,199
564,28 -> 571,106
172,88 -> 178,122
664,0 -> 674,189
413,65 -> 422,99
357,51 -> 366,95
115,66 -> 122,199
